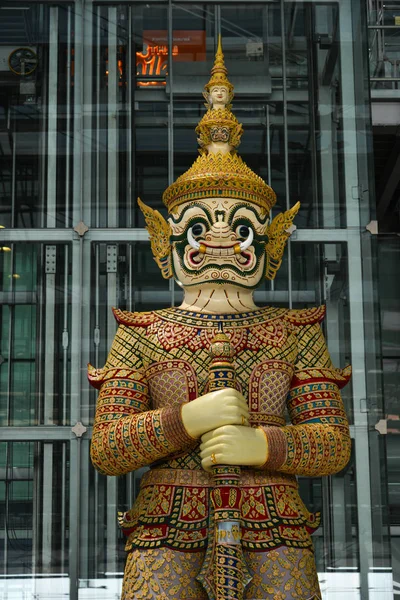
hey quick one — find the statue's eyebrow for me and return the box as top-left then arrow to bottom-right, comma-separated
226,203 -> 269,225
169,203 -> 213,225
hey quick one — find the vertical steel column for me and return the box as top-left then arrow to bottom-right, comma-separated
319,87 -> 339,229
47,6 -> 58,228
280,0 -> 293,309
82,6 -> 94,229
347,234 -> 373,599
104,6 -> 120,578
325,263 -> 349,565
95,6 -> 101,229
79,0 -> 94,583
168,0 -> 175,307
69,236 -> 83,600
305,4 -> 320,228
3,248 -> 14,576
43,246 -> 56,423
65,6 -> 72,228
107,7 -> 118,229
314,5 -> 339,230
42,245 -> 57,572
33,243 -> 44,579
126,4 -> 134,502
127,5 -> 133,231
339,1 -> 373,596
62,246 -> 69,425
167,0 -> 174,189
106,244 -> 118,576
10,117 -> 16,228
41,6 -> 59,571
69,0 -> 84,596
38,5 -> 48,229
77,1 -> 94,580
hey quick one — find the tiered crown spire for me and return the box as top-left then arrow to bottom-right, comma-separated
204,36 -> 234,95
162,37 -> 276,214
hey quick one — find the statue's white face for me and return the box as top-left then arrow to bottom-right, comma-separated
209,86 -> 229,107
169,198 -> 268,290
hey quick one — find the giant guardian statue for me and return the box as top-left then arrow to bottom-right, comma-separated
89,39 -> 351,600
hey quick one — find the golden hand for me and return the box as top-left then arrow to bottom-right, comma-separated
199,425 -> 268,472
181,389 -> 249,439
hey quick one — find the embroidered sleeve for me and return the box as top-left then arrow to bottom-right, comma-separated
260,322 -> 352,476
89,324 -> 195,477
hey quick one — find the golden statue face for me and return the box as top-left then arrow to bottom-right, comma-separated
169,198 -> 269,289
209,85 -> 229,107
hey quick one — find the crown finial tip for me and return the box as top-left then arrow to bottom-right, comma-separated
204,34 -> 233,95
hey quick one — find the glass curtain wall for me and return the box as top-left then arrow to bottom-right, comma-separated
0,1 -> 391,598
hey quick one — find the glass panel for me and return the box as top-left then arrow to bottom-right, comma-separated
0,441 -> 69,593
0,4 -> 73,229
0,244 -> 71,426
79,438 -> 142,596
379,236 -> 400,588
92,4 -> 170,227
369,4 -> 400,89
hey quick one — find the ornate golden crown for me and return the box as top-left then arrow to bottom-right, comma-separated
162,37 -> 276,214
163,152 -> 276,213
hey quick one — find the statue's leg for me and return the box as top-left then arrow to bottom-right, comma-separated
244,546 -> 321,600
121,547 -> 208,600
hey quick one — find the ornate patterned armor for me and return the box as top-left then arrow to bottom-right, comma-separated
89,306 -> 350,597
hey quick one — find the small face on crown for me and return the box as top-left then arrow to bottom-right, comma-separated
169,198 -> 269,289
209,85 -> 229,109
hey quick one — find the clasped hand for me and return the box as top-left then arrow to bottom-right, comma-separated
181,389 -> 268,471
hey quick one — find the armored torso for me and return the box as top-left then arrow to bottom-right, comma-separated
89,306 -> 350,554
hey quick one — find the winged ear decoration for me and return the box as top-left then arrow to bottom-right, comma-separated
265,201 -> 300,280
137,198 -> 173,279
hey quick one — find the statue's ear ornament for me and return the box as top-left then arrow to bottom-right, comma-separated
137,198 -> 173,279
265,201 -> 300,280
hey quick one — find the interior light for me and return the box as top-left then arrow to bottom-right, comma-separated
0,225 -> 5,228
1,247 -> 11,252
12,274 -> 20,279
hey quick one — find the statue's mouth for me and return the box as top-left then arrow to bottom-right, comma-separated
187,243 -> 253,268
185,226 -> 255,269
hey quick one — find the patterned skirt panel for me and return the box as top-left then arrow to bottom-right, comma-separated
121,546 -> 321,600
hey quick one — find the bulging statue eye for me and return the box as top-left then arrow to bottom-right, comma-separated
236,225 -> 250,239
191,223 -> 206,238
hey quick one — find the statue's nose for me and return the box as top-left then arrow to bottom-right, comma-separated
206,221 -> 234,242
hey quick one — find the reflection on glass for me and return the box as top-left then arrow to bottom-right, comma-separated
0,442 -> 69,578
0,244 -> 71,426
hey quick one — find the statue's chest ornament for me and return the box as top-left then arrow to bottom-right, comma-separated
146,317 -> 289,353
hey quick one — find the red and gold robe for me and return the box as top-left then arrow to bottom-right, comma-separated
89,305 -> 351,600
